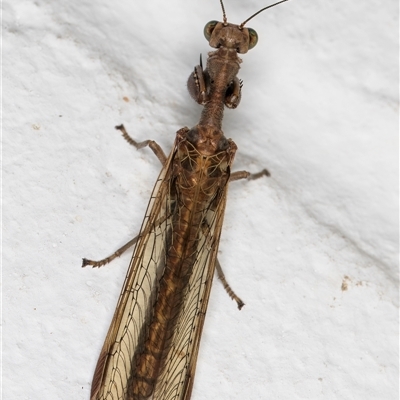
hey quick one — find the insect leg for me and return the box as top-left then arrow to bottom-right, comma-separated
82,235 -> 139,268
224,77 -> 242,109
201,219 -> 245,309
187,60 -> 210,105
230,168 -> 270,182
82,125 -> 169,268
216,259 -> 245,310
115,124 -> 168,165
82,212 -> 171,268
212,168 -> 271,307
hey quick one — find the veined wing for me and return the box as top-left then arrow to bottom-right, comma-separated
90,138 -> 177,400
152,154 -> 230,400
90,131 -> 234,400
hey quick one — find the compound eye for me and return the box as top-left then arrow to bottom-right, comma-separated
204,20 -> 219,41
248,27 -> 258,49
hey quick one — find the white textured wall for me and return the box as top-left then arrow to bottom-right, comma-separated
4,0 -> 398,399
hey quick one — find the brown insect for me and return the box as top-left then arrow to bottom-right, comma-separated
83,1 -> 288,399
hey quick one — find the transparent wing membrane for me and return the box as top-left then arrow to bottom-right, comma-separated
91,134 -> 231,400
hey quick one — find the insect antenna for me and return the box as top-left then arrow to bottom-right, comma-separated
219,0 -> 228,25
240,0 -> 289,29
